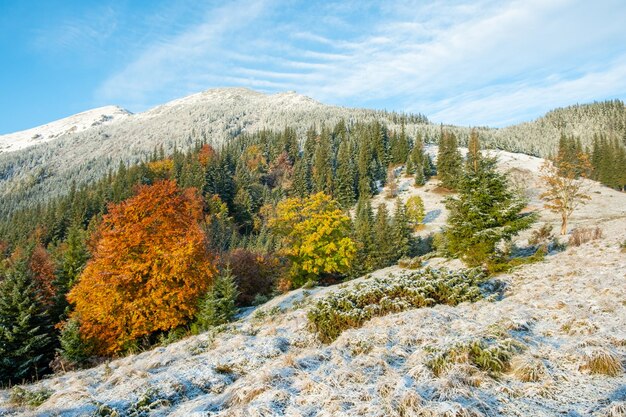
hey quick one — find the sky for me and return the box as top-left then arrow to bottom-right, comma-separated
1,0 -> 626,134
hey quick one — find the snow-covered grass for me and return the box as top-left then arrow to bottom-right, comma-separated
2,152 -> 625,417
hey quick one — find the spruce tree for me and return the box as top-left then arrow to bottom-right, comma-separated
292,158 -> 312,198
0,262 -> 54,385
373,204 -> 394,268
445,154 -> 536,267
437,131 -> 462,190
352,196 -> 375,275
335,141 -> 356,208
392,198 -> 412,259
312,129 -> 333,194
53,222 -> 89,321
195,267 -> 239,329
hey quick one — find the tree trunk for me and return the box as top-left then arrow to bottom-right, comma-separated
561,213 -> 568,235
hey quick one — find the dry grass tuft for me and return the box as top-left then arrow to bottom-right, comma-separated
579,347 -> 624,376
603,402 -> 626,417
569,226 -> 603,247
510,356 -> 547,382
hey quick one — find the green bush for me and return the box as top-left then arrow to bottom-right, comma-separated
426,337 -> 524,377
10,386 -> 52,408
308,268 -> 487,343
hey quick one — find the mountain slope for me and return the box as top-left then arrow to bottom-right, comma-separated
0,88 -> 429,215
1,151 -> 624,417
0,90 -> 624,218
0,106 -> 131,154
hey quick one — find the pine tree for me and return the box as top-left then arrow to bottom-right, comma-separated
437,131 -> 462,190
445,155 -> 536,266
335,140 -> 356,208
194,267 -> 239,329
0,262 -> 54,385
392,198 -> 412,259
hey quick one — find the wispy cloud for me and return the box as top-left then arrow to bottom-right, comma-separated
32,5 -> 118,53
94,0 -> 626,126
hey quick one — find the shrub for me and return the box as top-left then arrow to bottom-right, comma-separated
426,337 -> 524,377
308,268 -> 487,343
195,268 -> 239,330
580,347 -> 623,376
398,257 -> 422,269
10,386 -> 52,408
569,226 -> 603,247
221,249 -> 279,306
528,223 -> 554,246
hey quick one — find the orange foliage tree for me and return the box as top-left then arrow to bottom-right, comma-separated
68,180 -> 215,354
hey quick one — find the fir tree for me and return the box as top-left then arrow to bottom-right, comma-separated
0,262 -> 54,385
195,267 -> 239,329
445,155 -> 536,266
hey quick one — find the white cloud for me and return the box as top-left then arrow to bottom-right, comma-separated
95,0 -> 626,126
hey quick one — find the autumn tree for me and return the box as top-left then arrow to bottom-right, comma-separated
269,192 -> 356,287
68,180 -> 216,355
405,195 -> 425,229
540,153 -> 593,235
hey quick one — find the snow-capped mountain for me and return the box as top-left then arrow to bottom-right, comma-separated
0,106 -> 131,153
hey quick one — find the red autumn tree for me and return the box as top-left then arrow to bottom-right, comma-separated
28,244 -> 57,306
68,180 -> 215,355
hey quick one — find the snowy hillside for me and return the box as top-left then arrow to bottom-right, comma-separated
0,106 -> 131,153
2,152 -> 625,417
0,88 -> 429,214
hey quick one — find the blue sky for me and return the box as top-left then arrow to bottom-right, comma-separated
2,0 -> 626,134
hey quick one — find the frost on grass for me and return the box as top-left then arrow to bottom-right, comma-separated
308,268 -> 489,343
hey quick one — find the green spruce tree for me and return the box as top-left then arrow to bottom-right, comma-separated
335,140 -> 356,208
445,149 -> 536,267
195,267 -> 239,329
437,130 -> 462,190
392,198 -> 412,259
0,262 -> 54,385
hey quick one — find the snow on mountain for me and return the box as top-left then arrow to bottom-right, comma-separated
0,106 -> 131,153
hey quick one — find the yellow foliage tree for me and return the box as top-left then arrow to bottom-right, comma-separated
67,180 -> 216,355
540,153 -> 592,235
269,192 -> 356,287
